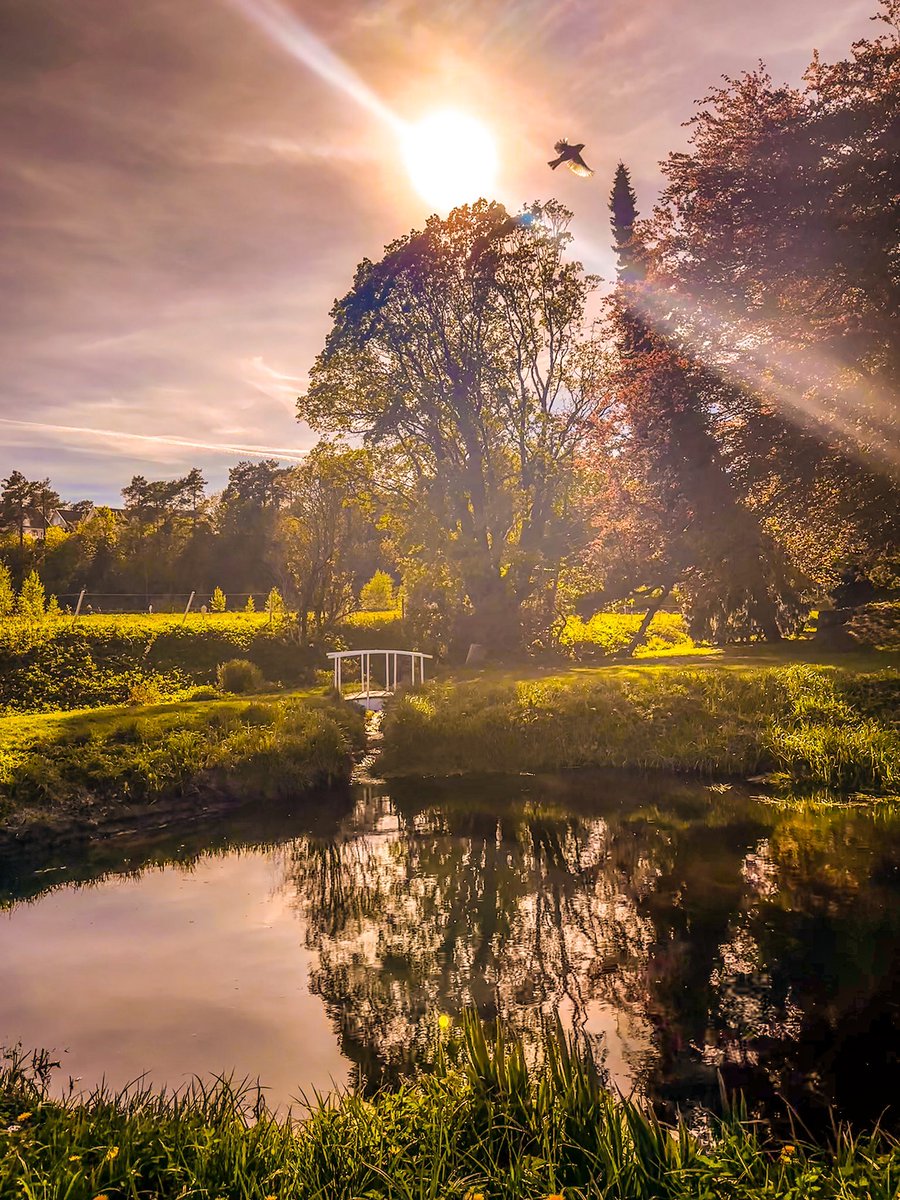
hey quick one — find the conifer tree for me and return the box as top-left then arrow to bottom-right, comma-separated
210,586 -> 226,613
609,162 -> 642,283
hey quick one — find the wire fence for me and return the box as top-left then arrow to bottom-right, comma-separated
51,592 -> 277,616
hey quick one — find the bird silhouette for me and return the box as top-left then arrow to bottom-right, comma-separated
548,139 -> 594,177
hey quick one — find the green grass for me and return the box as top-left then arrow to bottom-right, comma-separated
2,1016 -> 898,1200
558,610 -> 705,659
381,658 -> 900,794
0,690 -> 365,823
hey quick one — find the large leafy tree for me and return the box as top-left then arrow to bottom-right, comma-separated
275,443 -> 377,645
301,200 -> 601,649
647,4 -> 900,586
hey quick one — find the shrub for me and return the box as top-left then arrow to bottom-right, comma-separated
559,611 -> 695,659
0,563 -> 13,618
127,678 -> 164,706
360,569 -> 395,611
243,595 -> 256,613
16,570 -> 45,622
216,658 -> 265,694
210,586 -> 227,613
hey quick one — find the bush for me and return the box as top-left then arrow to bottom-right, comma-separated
216,658 -> 265,694
210,586 -> 227,613
359,569 -> 395,611
0,614 -> 317,715
16,570 -> 45,622
0,563 -> 14,618
126,678 -> 164,706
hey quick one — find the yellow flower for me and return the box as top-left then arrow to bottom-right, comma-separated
547,1194 -> 565,1200
16,1112 -> 31,1122
105,1146 -> 120,1161
467,1193 -> 485,1200
93,1194 -> 110,1200
438,1013 -> 451,1031
780,1144 -> 796,1162
68,1154 -> 81,1162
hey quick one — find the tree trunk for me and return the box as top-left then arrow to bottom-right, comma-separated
625,584 -> 671,657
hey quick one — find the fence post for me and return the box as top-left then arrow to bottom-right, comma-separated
181,591 -> 195,625
72,588 -> 86,625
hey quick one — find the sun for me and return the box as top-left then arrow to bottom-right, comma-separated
402,109 -> 498,213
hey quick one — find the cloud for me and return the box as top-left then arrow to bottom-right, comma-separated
0,0 -> 880,498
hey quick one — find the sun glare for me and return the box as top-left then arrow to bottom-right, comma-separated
402,109 -> 497,213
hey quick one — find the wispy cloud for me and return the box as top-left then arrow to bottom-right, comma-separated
0,418 -> 308,462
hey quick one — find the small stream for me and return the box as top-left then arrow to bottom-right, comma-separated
2,771 -> 899,1129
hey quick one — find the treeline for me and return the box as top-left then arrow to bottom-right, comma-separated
4,4 -> 898,655
0,451 -> 387,635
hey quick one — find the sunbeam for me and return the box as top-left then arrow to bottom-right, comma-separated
224,0 -> 406,135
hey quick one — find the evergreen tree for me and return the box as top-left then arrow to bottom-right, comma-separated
609,162 -> 643,283
584,167 -> 802,642
210,586 -> 227,613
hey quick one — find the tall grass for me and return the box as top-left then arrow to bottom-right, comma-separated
2,1017 -> 898,1199
380,665 -> 900,794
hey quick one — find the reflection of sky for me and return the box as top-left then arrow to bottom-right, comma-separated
0,0 -> 876,500
0,852 -> 350,1110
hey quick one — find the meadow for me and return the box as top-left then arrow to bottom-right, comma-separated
2,1016 -> 898,1200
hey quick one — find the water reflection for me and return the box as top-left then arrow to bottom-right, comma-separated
2,775 -> 899,1129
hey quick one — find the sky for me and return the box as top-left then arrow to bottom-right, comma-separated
0,0 -> 879,503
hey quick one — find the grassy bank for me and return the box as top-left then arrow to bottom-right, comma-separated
0,692 -> 365,834
2,1018 -> 898,1200
380,661 -> 900,794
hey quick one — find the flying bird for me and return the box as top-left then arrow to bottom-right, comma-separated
548,139 -> 594,178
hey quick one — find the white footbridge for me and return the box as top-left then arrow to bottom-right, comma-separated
327,648 -> 432,710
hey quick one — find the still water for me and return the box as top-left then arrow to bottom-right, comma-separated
2,773 -> 899,1129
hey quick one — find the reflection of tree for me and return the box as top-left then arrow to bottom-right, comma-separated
289,778 -> 666,1088
705,809 -> 900,1131
290,778 -> 900,1132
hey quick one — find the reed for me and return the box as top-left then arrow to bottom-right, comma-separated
2,1017 -> 898,1199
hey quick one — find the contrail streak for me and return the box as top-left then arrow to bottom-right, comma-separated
225,0 -> 407,134
0,417 -> 308,461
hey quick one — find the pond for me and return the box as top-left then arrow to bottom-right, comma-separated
2,772 -> 900,1131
